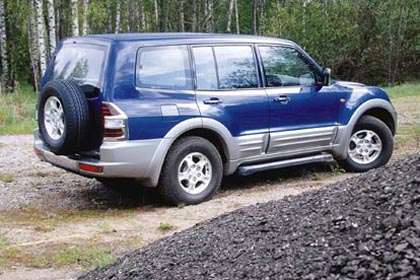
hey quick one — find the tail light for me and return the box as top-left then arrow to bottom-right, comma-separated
102,102 -> 128,140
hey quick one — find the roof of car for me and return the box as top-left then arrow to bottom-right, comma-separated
67,32 -> 296,46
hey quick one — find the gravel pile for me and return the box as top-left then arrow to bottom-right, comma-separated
80,155 -> 420,280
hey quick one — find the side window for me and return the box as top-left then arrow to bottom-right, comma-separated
213,46 -> 258,89
192,47 -> 218,90
259,46 -> 316,87
136,46 -> 192,90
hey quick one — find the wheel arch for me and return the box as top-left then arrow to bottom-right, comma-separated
145,118 -> 238,187
333,98 -> 397,160
361,107 -> 396,136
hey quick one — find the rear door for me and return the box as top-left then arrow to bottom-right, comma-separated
192,45 -> 269,159
258,45 -> 339,155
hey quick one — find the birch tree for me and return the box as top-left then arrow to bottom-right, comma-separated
71,0 -> 79,36
178,0 -> 185,32
46,0 -> 57,55
115,1 -> 121,33
0,0 -> 8,91
226,0 -> 234,33
82,0 -> 89,35
234,0 -> 239,34
35,0 -> 47,75
28,3 -> 40,93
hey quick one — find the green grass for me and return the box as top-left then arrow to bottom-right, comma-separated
158,223 -> 174,231
384,82 -> 420,98
0,84 -> 37,135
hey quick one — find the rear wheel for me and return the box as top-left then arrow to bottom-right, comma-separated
158,137 -> 223,205
339,116 -> 393,172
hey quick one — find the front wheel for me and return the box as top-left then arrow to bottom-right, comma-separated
339,116 -> 393,172
158,137 -> 223,205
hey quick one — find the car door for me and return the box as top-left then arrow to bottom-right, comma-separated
258,45 -> 339,155
192,45 -> 270,159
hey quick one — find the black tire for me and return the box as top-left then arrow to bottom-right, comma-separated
38,80 -> 89,155
339,116 -> 393,172
158,136 -> 223,205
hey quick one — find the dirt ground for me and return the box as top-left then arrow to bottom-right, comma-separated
0,96 -> 419,280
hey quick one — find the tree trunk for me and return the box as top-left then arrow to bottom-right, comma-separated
205,0 -> 214,32
234,0 -> 239,34
82,0 -> 89,35
0,0 -> 8,91
140,0 -> 145,31
35,0 -> 47,75
154,0 -> 159,31
71,0 -> 79,36
252,0 -> 257,34
29,0 -> 40,92
192,0 -> 197,32
115,1 -> 121,33
226,0 -> 234,33
46,0 -> 57,55
179,0 -> 185,32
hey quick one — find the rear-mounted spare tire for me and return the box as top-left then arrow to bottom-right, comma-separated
38,80 -> 90,155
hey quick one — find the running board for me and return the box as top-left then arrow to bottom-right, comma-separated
237,154 -> 334,176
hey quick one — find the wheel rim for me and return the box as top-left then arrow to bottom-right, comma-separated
348,129 -> 382,165
44,96 -> 65,141
178,152 -> 213,195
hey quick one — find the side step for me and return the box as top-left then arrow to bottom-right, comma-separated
237,154 -> 334,176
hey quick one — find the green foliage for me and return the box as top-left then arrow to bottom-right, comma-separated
1,0 -> 420,88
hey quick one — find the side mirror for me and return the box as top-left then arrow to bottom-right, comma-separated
322,68 -> 332,86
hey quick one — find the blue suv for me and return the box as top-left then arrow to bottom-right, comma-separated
34,33 -> 397,205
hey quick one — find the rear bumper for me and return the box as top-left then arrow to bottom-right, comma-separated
33,129 -> 169,187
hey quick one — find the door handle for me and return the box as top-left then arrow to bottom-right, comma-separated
274,96 -> 290,104
203,98 -> 223,105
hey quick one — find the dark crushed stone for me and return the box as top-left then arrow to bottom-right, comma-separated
79,155 -> 420,280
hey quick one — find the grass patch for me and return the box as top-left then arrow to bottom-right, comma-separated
0,173 -> 14,183
52,246 -> 114,267
384,82 -> 420,98
0,83 -> 37,135
158,223 -> 174,231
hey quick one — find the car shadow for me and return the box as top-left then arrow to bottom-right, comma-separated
76,162 -> 339,210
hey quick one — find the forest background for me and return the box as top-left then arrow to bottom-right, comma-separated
0,0 -> 419,94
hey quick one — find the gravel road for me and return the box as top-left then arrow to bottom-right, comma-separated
0,134 -> 352,280
80,154 -> 420,280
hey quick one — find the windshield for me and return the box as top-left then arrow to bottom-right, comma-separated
49,45 -> 106,88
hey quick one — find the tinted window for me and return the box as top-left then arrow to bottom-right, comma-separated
214,46 -> 258,89
50,45 -> 105,87
259,46 -> 316,87
137,46 -> 192,90
192,47 -> 218,90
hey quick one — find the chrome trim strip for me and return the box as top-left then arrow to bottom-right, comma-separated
237,154 -> 334,176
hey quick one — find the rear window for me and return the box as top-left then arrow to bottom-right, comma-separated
136,46 -> 192,90
49,45 -> 106,88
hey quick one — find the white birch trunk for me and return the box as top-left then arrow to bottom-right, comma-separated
82,0 -> 89,35
29,0 -> 40,92
35,0 -> 47,75
154,0 -> 159,31
115,1 -> 121,34
0,0 -> 8,90
46,0 -> 57,55
71,0 -> 79,36
226,0 -> 234,33
234,0 -> 240,34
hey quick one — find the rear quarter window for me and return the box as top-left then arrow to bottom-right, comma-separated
49,45 -> 106,88
136,46 -> 192,90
